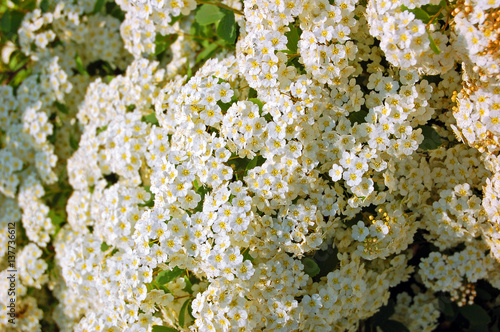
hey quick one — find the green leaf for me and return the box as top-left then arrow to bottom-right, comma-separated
40,0 -> 50,12
217,95 -> 238,112
139,186 -> 155,208
93,0 -> 106,13
348,109 -> 368,125
438,296 -> 457,319
195,42 -> 219,65
428,31 -> 441,55
10,11 -> 24,33
1,11 -> 25,40
217,11 -> 237,44
152,326 -> 180,332
70,132 -> 79,151
422,0 -> 446,16
401,5 -> 431,23
54,101 -> 69,114
190,21 -> 212,42
370,300 -> 395,326
468,325 -> 490,332
459,304 -> 491,325
378,320 -> 410,332
155,267 -> 185,285
183,275 -> 193,294
105,2 -> 125,21
241,248 -> 254,262
475,286 -> 493,301
96,125 -> 108,135
248,88 -> 257,98
18,0 -> 37,11
154,33 -> 178,56
245,155 -> 265,173
8,52 -> 28,72
287,55 -> 305,74
101,242 -> 111,251
48,211 -> 65,226
74,54 -> 89,76
142,113 -> 159,126
193,179 -> 201,192
491,318 -> 500,332
249,98 -> 264,112
302,257 -> 320,277
285,24 -> 301,54
419,125 -> 442,150
171,14 -> 183,25
179,298 -> 192,327
186,57 -> 193,81
0,11 -> 11,32
313,246 -> 339,279
195,4 -> 224,25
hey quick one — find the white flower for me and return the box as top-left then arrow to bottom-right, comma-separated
352,221 -> 369,241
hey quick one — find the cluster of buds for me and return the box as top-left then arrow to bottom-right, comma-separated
358,207 -> 392,256
450,0 -> 474,17
450,282 -> 477,307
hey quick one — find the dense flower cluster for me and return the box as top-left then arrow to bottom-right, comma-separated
1,0 -> 500,331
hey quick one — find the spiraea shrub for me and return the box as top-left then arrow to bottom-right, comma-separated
1,0 -> 500,331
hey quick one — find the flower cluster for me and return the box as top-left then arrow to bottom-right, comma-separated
2,0 -> 500,331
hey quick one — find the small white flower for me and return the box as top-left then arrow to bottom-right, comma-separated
352,221 -> 369,241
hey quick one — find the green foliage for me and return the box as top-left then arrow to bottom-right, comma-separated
196,42 -> 219,64
301,257 -> 320,277
96,125 -> 108,135
435,281 -> 500,330
140,186 -> 155,208
40,0 -> 50,12
217,11 -> 237,44
312,246 -> 339,280
195,4 -> 225,25
154,33 -> 178,57
285,24 -> 301,54
155,267 -> 185,286
459,304 -> 491,326
348,109 -> 368,125
0,9 -> 25,39
249,98 -> 264,113
48,210 -> 65,228
401,0 -> 446,55
179,298 -> 192,327
365,300 -> 410,332
245,154 -> 265,172
69,132 -> 80,151
423,0 -> 447,16
8,51 -> 29,72
427,32 -> 442,55
74,54 -> 89,76
401,5 -> 431,23
242,248 -> 254,262
105,1 -> 126,21
225,154 -> 265,181
93,0 -> 106,14
142,113 -> 159,126
54,101 -> 69,114
419,125 -> 442,150
401,0 -> 446,24
377,319 -> 410,332
152,326 -> 180,332
101,242 -> 111,252
439,296 -> 458,320
217,93 -> 238,110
